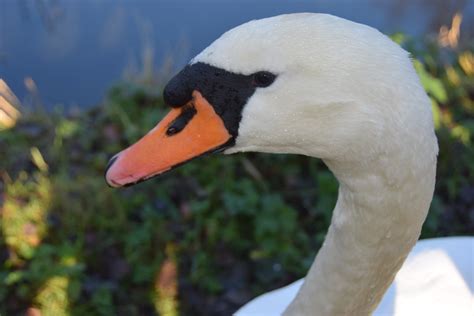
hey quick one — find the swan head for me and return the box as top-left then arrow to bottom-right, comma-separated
106,13 -> 437,187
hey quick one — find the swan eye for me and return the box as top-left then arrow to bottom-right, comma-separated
252,71 -> 276,88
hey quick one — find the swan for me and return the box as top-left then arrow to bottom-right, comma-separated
105,13 -> 474,315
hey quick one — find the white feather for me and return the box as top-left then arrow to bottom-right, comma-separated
190,13 -> 472,315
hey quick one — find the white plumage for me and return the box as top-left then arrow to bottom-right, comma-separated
191,13 -> 474,315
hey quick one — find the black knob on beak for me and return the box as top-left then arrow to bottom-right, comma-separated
163,67 -> 194,108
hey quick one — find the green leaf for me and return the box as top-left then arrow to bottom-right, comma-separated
413,60 -> 447,103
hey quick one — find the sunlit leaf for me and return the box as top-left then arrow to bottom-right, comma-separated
413,60 -> 447,103
31,147 -> 49,172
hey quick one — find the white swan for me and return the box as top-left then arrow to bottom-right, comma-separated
105,13 -> 474,316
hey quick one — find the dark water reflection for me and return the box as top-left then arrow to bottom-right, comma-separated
1,0 -> 473,108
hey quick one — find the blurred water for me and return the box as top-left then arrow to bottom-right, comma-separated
0,0 -> 473,108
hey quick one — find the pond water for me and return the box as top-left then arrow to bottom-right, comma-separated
1,0 -> 473,108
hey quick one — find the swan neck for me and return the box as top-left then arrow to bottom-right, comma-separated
283,152 -> 436,315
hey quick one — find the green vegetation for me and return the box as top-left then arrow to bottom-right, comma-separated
1,36 -> 473,316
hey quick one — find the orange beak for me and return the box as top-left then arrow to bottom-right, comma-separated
105,91 -> 232,187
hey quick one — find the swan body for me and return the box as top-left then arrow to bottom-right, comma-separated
105,13 -> 474,315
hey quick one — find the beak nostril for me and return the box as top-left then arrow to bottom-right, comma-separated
166,105 -> 198,136
166,126 -> 179,136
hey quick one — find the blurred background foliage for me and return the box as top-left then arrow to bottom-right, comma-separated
1,22 -> 474,316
